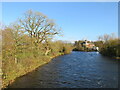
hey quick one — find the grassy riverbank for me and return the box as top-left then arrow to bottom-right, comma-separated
2,42 -> 73,88
2,52 -> 66,88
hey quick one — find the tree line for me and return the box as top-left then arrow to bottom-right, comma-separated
1,10 -> 73,88
73,33 -> 120,59
94,33 -> 120,59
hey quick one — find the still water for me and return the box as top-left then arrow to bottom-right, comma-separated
8,51 -> 118,88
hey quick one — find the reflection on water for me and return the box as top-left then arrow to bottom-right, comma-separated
8,51 -> 118,88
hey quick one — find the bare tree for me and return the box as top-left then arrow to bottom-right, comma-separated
98,33 -> 117,43
19,10 -> 60,45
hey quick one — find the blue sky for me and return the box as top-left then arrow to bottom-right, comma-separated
2,2 -> 118,42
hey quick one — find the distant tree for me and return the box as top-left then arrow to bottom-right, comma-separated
97,33 -> 119,58
94,41 -> 103,50
73,40 -> 84,51
98,33 -> 117,43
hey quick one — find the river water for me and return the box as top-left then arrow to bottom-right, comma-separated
8,51 -> 118,88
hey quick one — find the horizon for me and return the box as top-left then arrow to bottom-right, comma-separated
2,2 -> 118,42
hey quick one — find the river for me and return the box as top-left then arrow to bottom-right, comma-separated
8,51 -> 118,88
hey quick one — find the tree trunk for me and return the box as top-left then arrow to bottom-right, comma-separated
45,47 -> 51,56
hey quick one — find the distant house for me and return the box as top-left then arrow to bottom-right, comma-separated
81,40 -> 99,51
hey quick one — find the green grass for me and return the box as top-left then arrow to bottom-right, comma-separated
2,52 -> 64,88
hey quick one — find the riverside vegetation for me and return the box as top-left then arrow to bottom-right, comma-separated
94,33 -> 120,59
73,33 -> 120,59
1,10 -> 73,88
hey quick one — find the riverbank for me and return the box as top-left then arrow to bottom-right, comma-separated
2,53 -> 65,89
